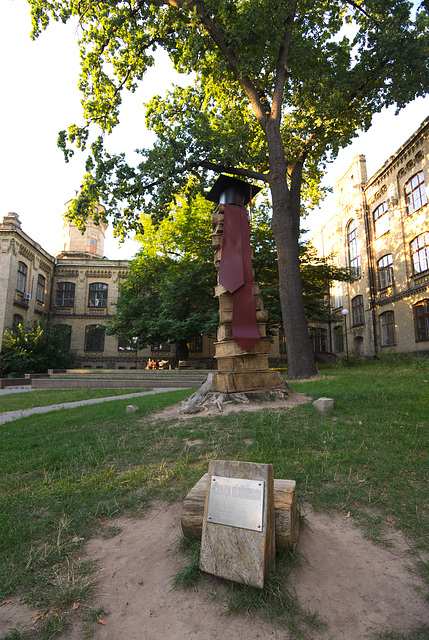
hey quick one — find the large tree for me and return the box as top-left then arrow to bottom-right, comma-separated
1,319 -> 75,377
107,196 -> 219,361
108,196 -> 351,358
30,0 -> 429,378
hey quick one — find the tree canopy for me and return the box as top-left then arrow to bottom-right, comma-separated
108,196 -> 351,358
107,196 -> 218,361
29,0 -> 429,377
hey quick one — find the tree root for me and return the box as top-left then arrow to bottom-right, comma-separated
179,372 -> 295,414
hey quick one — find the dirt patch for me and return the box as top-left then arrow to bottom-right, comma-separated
2,502 -> 428,640
151,391 -> 312,422
1,397 -> 427,639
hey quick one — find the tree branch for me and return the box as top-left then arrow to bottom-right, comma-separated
271,0 -> 298,123
343,0 -> 380,27
198,161 -> 268,183
189,0 -> 270,126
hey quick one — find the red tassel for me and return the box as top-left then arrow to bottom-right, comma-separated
219,204 -> 259,352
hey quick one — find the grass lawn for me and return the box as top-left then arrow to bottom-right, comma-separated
0,360 -> 427,639
0,389 -> 151,414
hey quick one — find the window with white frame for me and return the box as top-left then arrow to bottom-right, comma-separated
379,311 -> 395,346
373,202 -> 389,238
405,171 -> 427,215
411,233 -> 429,274
331,282 -> 343,309
377,254 -> 394,289
347,220 -> 361,279
88,283 -> 108,308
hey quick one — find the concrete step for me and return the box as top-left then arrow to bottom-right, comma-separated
32,378 -> 201,390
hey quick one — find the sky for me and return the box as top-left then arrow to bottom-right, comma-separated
1,0 -> 428,260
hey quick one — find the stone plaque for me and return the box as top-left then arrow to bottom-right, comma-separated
199,460 -> 275,589
207,476 -> 264,531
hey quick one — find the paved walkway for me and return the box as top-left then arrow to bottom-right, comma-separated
0,388 -> 185,425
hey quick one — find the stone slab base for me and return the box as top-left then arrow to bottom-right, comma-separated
217,323 -> 266,341
220,309 -> 268,324
217,354 -> 269,373
215,338 -> 271,358
214,370 -> 286,393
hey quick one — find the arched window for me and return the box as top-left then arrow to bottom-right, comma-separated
309,327 -> 327,352
333,325 -> 344,353
88,283 -> 108,308
12,314 -> 24,328
56,324 -> 72,351
279,329 -> 287,354
379,311 -> 395,346
377,254 -> 393,289
56,282 -> 75,307
414,300 -> 429,342
84,325 -> 105,351
331,282 -> 343,309
405,171 -> 427,215
36,274 -> 46,303
354,336 -> 364,355
410,233 -> 429,274
347,220 -> 361,279
151,341 -> 171,352
373,202 -> 389,237
352,295 -> 364,326
118,337 -> 138,351
188,335 -> 203,352
16,262 -> 27,293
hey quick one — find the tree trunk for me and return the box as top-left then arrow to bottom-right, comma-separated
266,122 -> 318,379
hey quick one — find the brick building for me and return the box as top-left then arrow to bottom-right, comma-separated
310,117 -> 429,358
0,204 -> 219,368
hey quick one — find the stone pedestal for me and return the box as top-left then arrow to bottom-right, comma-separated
212,204 -> 285,393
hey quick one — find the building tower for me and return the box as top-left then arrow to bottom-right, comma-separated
56,202 -> 107,259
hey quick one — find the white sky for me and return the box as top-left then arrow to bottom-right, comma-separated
1,0 -> 428,259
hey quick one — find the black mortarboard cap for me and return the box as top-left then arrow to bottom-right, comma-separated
205,174 -> 261,206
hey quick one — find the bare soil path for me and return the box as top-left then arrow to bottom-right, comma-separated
2,501 -> 428,640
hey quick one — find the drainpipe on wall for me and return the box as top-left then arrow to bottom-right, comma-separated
362,188 -> 378,357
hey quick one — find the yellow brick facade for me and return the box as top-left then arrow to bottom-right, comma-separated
0,212 -> 55,338
0,207 -> 219,369
310,117 -> 429,358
